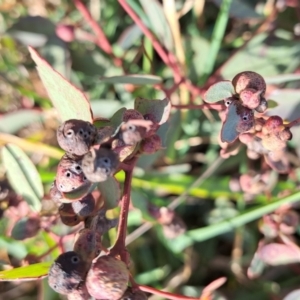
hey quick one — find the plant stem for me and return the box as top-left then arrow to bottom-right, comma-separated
118,0 -> 181,79
287,117 -> 300,128
74,0 -> 122,66
139,285 -> 199,300
110,159 -> 137,264
172,103 -> 225,111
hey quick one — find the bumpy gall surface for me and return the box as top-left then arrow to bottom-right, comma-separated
56,154 -> 87,192
122,109 -> 144,122
121,287 -> 148,300
239,88 -> 261,109
59,204 -> 84,226
71,193 -> 95,217
49,180 -> 62,203
73,229 -> 101,264
82,148 -> 119,182
279,128 -> 293,141
48,251 -> 87,295
57,119 -> 96,156
255,98 -> 268,113
85,255 -> 129,300
235,104 -> 254,133
232,71 -> 266,94
264,116 -> 284,132
140,134 -> 162,154
67,283 -> 90,300
95,126 -> 115,144
119,121 -> 146,145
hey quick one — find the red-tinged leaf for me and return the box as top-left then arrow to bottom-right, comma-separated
134,97 -> 171,125
0,262 -> 51,281
204,81 -> 235,103
283,289 -> 300,300
28,46 -> 93,123
258,243 -> 300,266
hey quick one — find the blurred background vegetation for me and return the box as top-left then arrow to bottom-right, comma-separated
1,0 -> 300,299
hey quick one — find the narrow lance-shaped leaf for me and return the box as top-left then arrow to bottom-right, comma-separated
28,46 -> 93,123
2,144 -> 43,211
0,262 -> 51,281
99,74 -> 162,85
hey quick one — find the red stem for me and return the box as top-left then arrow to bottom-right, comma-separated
74,0 -> 122,66
118,0 -> 182,81
139,285 -> 199,300
287,117 -> 300,128
110,160 -> 136,263
172,103 -> 225,111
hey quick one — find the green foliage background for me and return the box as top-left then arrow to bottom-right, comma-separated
1,0 -> 300,299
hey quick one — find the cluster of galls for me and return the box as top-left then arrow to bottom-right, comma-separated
47,107 -> 164,299
49,119 -> 119,227
219,71 -> 292,173
231,71 -> 267,112
239,115 -> 292,173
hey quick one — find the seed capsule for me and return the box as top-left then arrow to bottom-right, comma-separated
56,154 -> 87,193
71,193 -> 95,217
85,255 -> 129,300
48,251 -> 87,295
82,148 -> 119,182
57,119 -> 96,156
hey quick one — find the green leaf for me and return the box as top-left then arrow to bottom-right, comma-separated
204,81 -> 235,103
220,30 -> 300,79
0,237 -> 27,260
265,73 -> 300,84
98,176 -> 121,209
0,262 -> 51,281
131,190 -> 154,221
99,75 -> 162,85
0,110 -> 43,134
164,190 -> 300,252
139,0 -> 174,51
2,144 -> 43,211
134,97 -> 171,125
28,46 -> 93,122
201,0 -> 232,82
61,182 -> 96,202
267,99 -> 278,109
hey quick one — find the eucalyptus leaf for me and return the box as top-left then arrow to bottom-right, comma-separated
98,176 -> 121,209
134,97 -> 171,125
29,47 -> 93,122
99,74 -> 162,85
204,81 -> 235,103
0,262 -> 51,281
2,144 -> 43,211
